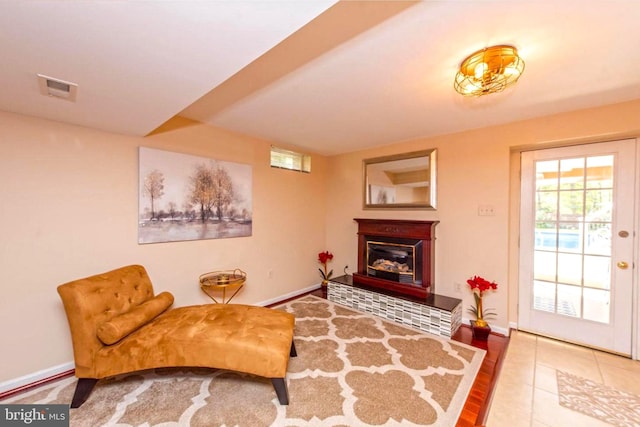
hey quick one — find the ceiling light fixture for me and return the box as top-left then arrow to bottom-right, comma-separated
454,45 -> 525,96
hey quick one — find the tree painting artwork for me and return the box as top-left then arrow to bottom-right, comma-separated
138,147 -> 252,244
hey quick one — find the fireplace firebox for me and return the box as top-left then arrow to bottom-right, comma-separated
353,218 -> 438,299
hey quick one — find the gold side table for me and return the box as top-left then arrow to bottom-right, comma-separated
199,269 -> 246,304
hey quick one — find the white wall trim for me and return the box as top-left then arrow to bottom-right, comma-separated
489,324 -> 510,336
10,286 -> 523,397
632,137 -> 639,361
0,286 -> 322,397
0,361 -> 74,395
256,284 -> 321,307
460,315 -> 510,337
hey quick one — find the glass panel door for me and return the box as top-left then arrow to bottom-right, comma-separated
532,155 -> 613,323
519,140 -> 636,355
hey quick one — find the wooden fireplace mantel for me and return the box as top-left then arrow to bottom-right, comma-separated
353,218 -> 439,299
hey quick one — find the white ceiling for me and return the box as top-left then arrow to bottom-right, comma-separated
2,1 -> 640,156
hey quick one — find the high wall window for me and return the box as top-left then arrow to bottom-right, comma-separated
270,147 -> 311,173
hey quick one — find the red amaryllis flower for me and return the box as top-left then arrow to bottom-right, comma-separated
318,251 -> 334,281
318,251 -> 333,264
467,275 -> 498,293
467,275 -> 498,326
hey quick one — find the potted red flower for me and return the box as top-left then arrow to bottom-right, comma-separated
318,251 -> 334,286
467,275 -> 498,340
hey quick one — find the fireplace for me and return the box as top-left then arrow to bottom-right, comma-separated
353,218 -> 438,299
366,239 -> 422,284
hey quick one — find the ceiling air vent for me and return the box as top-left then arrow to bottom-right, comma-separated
37,74 -> 78,102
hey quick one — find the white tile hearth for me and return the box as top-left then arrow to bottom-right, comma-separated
327,280 -> 461,338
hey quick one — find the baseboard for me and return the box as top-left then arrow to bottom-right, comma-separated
256,284 -> 320,307
490,324 -> 510,336
0,284 -> 335,400
461,316 -> 510,337
0,362 -> 74,398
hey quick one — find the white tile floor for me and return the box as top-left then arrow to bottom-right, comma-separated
486,330 -> 640,427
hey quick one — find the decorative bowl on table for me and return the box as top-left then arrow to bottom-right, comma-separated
199,269 -> 246,288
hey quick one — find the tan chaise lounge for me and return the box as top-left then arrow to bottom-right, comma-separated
57,264 -> 296,408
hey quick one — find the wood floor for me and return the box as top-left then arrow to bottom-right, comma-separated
453,325 -> 509,427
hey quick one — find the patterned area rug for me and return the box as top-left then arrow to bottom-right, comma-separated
557,370 -> 640,427
4,295 -> 485,426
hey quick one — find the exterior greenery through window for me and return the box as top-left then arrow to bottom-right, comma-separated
270,147 -> 311,173
533,155 -> 613,322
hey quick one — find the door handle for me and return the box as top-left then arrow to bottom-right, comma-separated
617,261 -> 629,270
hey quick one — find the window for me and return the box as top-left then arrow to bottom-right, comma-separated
270,147 -> 311,173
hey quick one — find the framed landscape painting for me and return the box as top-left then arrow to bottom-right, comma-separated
138,147 -> 252,244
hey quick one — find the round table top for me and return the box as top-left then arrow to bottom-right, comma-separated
199,269 -> 246,289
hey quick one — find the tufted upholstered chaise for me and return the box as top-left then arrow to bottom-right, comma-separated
57,264 -> 296,408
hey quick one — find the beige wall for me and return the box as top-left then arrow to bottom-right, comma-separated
0,112 -> 328,384
326,99 -> 640,333
3,98 -> 640,387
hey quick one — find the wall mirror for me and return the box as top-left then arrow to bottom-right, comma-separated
363,149 -> 436,209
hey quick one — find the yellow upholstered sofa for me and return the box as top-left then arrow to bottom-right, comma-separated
57,264 -> 296,408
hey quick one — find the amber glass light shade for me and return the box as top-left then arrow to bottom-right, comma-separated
454,45 -> 525,96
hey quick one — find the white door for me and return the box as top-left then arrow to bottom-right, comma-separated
518,139 -> 636,355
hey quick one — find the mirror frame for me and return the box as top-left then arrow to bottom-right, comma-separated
363,149 -> 437,210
